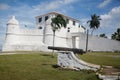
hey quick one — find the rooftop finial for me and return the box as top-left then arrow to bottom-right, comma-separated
7,16 -> 19,25
12,16 -> 15,19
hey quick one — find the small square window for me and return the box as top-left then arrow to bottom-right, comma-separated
39,17 -> 42,23
73,21 -> 75,25
45,16 -> 49,21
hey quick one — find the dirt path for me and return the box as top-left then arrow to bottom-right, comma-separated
100,66 -> 120,76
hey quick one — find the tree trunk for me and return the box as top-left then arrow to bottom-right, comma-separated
52,31 -> 55,57
91,29 -> 94,35
86,29 -> 89,52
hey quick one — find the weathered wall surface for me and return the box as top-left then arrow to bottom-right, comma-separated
36,13 -> 85,48
17,29 -> 43,45
58,51 -> 100,71
3,13 -> 86,52
4,13 -> 120,52
77,33 -> 120,51
2,28 -> 47,51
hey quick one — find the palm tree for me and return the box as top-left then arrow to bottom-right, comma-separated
87,14 -> 101,35
51,14 -> 67,57
111,33 -> 117,40
111,28 -> 120,41
116,28 -> 120,41
99,33 -> 107,38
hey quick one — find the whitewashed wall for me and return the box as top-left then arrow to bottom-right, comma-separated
2,28 -> 47,51
36,13 -> 85,48
73,33 -> 120,52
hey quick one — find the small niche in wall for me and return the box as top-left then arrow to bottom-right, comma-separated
38,26 -> 42,29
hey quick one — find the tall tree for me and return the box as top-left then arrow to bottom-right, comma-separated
87,14 -> 101,35
99,33 -> 107,38
51,14 -> 67,57
111,28 -> 120,41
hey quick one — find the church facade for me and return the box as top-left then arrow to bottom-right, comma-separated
2,12 -> 85,51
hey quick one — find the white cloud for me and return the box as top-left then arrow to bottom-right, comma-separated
99,6 -> 120,36
100,6 -> 120,27
81,6 -> 120,37
0,0 -> 78,45
62,0 -> 75,4
98,0 -> 111,8
0,0 -> 77,29
0,3 -> 10,10
33,0 -> 76,12
12,0 -> 77,27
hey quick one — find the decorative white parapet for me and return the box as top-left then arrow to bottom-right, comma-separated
57,51 -> 100,71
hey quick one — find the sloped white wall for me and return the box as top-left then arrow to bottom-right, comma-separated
58,51 -> 100,71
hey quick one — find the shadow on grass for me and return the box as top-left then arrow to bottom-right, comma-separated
42,63 -> 51,66
52,64 -> 59,68
114,66 -> 120,69
40,54 -> 52,57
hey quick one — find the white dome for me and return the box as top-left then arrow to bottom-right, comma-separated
7,16 -> 19,25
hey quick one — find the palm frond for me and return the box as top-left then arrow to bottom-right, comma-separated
87,14 -> 101,35
51,14 -> 67,32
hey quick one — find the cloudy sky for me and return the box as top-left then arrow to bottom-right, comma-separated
0,0 -> 120,48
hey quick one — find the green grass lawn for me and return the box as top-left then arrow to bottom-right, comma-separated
79,52 -> 120,68
0,52 -> 99,80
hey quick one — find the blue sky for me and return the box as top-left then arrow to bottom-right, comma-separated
0,0 -> 120,48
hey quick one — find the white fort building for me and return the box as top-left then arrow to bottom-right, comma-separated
2,12 -> 85,51
2,12 -> 120,52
